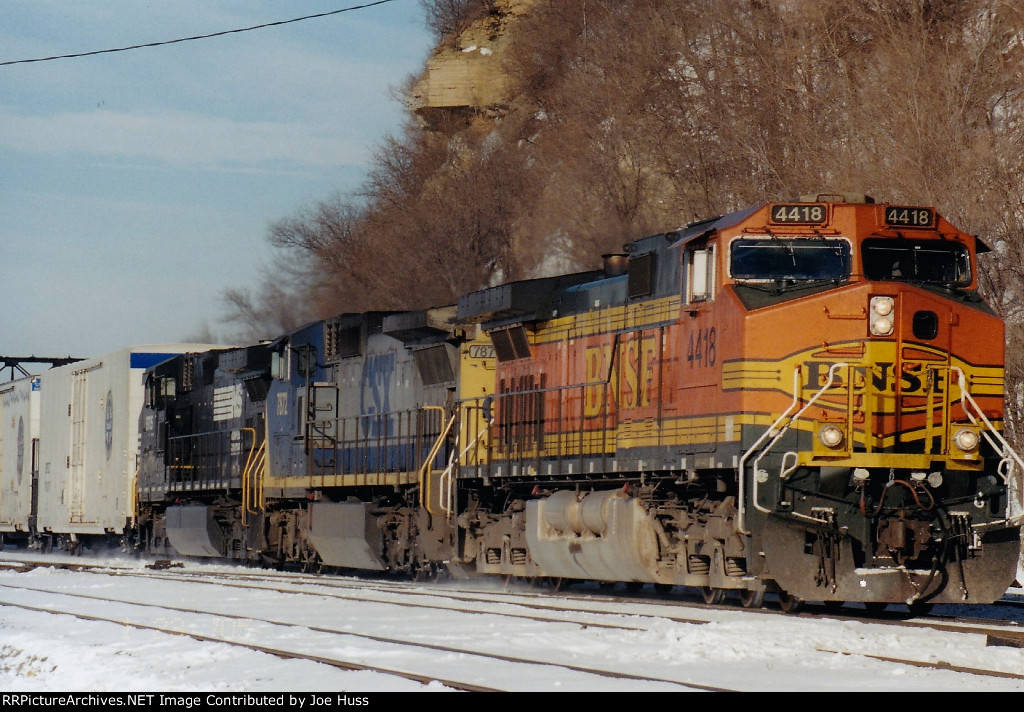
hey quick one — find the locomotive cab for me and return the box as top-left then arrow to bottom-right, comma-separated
720,196 -> 1022,608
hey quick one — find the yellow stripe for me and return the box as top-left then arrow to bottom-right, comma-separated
532,296 -> 681,344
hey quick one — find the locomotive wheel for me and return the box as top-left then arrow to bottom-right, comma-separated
625,581 -> 645,593
503,575 -> 533,591
701,587 -> 725,605
739,588 -> 765,609
822,601 -> 844,613
863,602 -> 888,615
413,563 -> 447,583
654,583 -> 674,594
300,552 -> 322,574
598,581 -> 618,591
776,590 -> 804,614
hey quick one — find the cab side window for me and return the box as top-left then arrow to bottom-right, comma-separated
272,347 -> 291,381
686,243 -> 715,303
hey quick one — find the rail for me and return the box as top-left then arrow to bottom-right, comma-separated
951,366 -> 1024,525
456,379 -> 614,480
738,363 -> 1024,533
305,407 -> 447,480
167,429 -> 252,489
436,412 -> 494,520
241,427 -> 266,525
418,407 -> 456,514
738,363 -> 847,534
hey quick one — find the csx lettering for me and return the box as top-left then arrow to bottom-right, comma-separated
360,352 -> 395,436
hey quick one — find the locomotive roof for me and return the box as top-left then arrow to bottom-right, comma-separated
268,311 -> 401,348
382,306 -> 459,343
457,270 -> 603,325
664,199 -> 991,253
667,204 -> 760,249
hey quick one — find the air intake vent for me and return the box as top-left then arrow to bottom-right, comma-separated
490,325 -> 531,362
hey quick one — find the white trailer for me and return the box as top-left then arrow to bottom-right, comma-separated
0,375 -> 40,537
36,345 -> 216,542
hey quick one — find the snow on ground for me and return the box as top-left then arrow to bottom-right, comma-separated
1,550 -> 1023,693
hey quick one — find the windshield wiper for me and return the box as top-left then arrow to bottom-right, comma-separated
768,277 -> 843,294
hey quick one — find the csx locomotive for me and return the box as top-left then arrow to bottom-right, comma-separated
3,194 -> 1021,612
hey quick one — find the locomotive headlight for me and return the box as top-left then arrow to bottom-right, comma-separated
818,424 -> 845,449
871,316 -> 894,336
953,427 -> 980,452
872,296 -> 894,316
869,297 -> 895,336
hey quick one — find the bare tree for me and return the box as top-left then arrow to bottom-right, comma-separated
224,0 -> 1024,446
421,0 -> 499,42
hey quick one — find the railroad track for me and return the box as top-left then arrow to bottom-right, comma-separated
3,553 -> 1024,689
81,559 -> 1024,639
5,552 -> 1023,631
0,572 -> 723,692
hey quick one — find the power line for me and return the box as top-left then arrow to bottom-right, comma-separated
0,0 -> 399,67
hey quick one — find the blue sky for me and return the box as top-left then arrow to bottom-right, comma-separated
1,0 -> 432,360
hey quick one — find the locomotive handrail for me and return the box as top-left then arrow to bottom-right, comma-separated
737,367 -> 802,535
738,362 -> 847,534
752,362 -> 848,519
459,379 -> 615,479
241,427 -> 256,518
241,427 -> 266,525
418,406 -> 456,513
167,429 -> 239,488
950,366 -> 1024,523
950,366 -> 1024,474
434,410 -> 495,519
433,407 -> 463,519
306,407 -> 427,478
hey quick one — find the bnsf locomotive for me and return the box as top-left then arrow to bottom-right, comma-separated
3,194 -> 1021,612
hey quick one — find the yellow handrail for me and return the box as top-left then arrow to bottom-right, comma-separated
437,415 -> 493,520
418,406 -> 456,512
241,427 -> 266,525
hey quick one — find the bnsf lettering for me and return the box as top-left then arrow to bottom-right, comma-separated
584,344 -> 613,417
804,361 -> 945,394
621,334 -> 657,409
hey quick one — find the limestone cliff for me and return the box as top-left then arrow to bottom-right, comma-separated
408,0 -> 532,116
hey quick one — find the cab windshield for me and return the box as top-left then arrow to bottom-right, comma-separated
730,238 -> 850,282
861,238 -> 971,285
